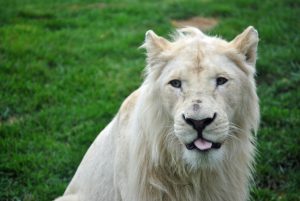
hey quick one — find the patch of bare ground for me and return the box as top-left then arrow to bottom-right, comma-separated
171,17 -> 218,31
67,3 -> 106,11
0,116 -> 23,126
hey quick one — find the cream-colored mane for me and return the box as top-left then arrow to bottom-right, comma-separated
55,27 -> 259,201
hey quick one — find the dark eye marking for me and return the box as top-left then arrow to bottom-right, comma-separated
216,77 -> 228,86
169,79 -> 181,88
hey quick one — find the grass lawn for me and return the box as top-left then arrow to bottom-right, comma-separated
0,0 -> 299,200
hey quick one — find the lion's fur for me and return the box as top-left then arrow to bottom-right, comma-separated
55,26 -> 259,201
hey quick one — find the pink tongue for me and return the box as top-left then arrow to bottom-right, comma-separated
194,138 -> 212,150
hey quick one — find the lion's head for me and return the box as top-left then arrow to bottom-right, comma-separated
141,27 -> 259,169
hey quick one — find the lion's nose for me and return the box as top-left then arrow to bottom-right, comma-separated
182,113 -> 217,133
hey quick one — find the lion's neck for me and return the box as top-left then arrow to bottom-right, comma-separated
128,139 -> 252,201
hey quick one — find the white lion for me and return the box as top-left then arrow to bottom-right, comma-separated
55,26 -> 259,201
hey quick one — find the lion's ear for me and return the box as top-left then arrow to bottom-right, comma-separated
141,30 -> 171,58
230,26 -> 259,67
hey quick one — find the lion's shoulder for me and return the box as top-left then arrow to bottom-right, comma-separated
118,88 -> 140,123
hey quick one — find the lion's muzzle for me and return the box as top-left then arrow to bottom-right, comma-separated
182,113 -> 222,151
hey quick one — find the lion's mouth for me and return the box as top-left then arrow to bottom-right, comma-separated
186,137 -> 221,151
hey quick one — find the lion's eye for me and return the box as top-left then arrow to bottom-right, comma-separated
169,79 -> 181,88
216,77 -> 228,86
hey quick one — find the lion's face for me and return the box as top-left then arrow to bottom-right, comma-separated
143,27 -> 258,168
160,48 -> 243,168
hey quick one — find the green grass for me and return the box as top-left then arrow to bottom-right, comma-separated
0,0 -> 299,200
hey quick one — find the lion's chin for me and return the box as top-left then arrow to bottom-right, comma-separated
182,144 -> 225,169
